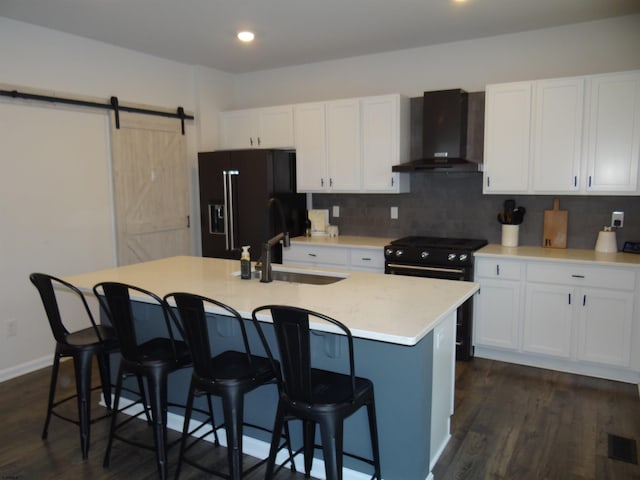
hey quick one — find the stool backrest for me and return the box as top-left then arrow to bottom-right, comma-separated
165,292 -> 254,379
93,282 -> 184,363
252,305 -> 356,404
30,272 -> 102,344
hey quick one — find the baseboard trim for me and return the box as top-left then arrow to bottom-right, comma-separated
0,354 -> 53,383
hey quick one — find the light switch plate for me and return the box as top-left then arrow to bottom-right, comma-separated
390,206 -> 398,219
332,205 -> 340,218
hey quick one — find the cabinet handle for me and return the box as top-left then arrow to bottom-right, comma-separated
249,137 -> 253,146
308,253 -> 317,257
496,264 -> 500,276
487,176 -> 491,188
588,175 -> 592,187
391,177 -> 394,187
320,178 -> 324,187
257,137 -> 261,146
573,176 -> 577,187
568,293 -> 571,305
583,294 -> 586,306
361,257 -> 372,261
330,178 -> 333,187
571,274 -> 585,278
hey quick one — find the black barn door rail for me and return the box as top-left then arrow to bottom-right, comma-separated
0,88 -> 194,135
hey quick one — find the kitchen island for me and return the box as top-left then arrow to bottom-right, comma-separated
66,256 -> 479,480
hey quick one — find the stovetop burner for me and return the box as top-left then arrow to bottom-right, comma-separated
390,236 -> 488,251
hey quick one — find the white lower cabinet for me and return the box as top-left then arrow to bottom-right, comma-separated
474,255 -> 638,381
474,259 -> 522,351
283,243 -> 384,273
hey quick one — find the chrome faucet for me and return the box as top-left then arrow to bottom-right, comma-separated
259,198 -> 290,283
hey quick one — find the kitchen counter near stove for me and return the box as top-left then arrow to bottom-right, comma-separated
290,235 -> 393,248
476,243 -> 640,267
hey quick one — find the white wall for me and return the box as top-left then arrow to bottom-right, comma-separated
227,14 -> 640,107
0,17 -> 231,380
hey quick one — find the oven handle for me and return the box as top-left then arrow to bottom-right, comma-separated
386,263 -> 467,275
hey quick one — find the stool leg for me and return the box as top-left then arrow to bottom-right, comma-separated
74,349 -> 94,460
222,389 -> 244,480
42,348 -> 62,440
265,402 -> 286,479
174,383 -> 196,480
104,367 -> 124,468
303,419 -> 316,476
367,400 -> 382,480
318,418 -> 344,480
147,368 -> 169,480
96,351 -> 112,411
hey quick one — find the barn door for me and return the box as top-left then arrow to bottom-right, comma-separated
110,112 -> 190,266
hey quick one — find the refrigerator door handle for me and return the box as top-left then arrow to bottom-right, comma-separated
225,170 -> 240,252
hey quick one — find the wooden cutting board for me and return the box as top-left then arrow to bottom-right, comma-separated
543,198 -> 568,248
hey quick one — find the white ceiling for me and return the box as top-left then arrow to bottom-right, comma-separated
1,0 -> 639,74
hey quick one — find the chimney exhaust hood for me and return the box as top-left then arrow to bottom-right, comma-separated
393,88 -> 483,173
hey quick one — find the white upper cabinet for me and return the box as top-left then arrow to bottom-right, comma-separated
531,77 -> 584,193
484,70 -> 640,196
220,105 -> 294,150
361,95 -> 410,193
293,102 -> 328,192
586,71 -> 640,193
483,82 -> 532,194
294,94 -> 410,194
326,98 -> 361,192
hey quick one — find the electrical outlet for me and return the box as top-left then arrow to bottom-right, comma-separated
390,206 -> 399,220
612,211 -> 624,228
332,205 -> 340,218
6,318 -> 17,338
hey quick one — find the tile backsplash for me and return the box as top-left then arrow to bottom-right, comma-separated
312,173 -> 640,250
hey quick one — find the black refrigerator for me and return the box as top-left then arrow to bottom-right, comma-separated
198,149 -> 306,262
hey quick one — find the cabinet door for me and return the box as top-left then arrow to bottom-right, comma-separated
532,78 -> 584,193
577,288 -> 634,367
523,284 -> 573,358
361,95 -> 409,193
220,110 -> 255,149
586,71 -> 640,193
294,103 -> 328,193
326,99 -> 361,192
474,278 -> 521,350
483,82 -> 532,193
256,106 -> 294,149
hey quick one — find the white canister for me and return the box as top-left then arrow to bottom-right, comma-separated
595,227 -> 617,253
501,225 -> 519,247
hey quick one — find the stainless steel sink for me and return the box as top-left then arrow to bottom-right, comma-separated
235,268 -> 347,285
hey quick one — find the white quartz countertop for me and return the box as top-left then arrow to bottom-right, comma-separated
476,244 -> 640,267
65,256 -> 478,346
290,235 -> 393,249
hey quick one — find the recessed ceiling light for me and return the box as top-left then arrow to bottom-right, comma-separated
237,31 -> 255,42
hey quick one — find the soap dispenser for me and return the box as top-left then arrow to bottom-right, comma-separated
240,246 -> 251,279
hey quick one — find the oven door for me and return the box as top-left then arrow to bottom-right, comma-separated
385,262 -> 468,281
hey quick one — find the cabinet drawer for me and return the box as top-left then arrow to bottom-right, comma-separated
526,263 -> 636,291
475,259 -> 522,280
349,248 -> 384,270
283,245 -> 348,266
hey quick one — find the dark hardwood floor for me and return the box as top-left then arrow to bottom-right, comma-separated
1,357 -> 639,479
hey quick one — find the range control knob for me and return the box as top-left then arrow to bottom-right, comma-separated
447,253 -> 458,261
395,249 -> 404,257
420,251 -> 430,259
385,248 -> 394,257
459,253 -> 469,262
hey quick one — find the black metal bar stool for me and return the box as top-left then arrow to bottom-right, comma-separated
93,282 -> 192,480
251,305 -> 381,480
30,272 -> 119,460
165,292 -> 295,480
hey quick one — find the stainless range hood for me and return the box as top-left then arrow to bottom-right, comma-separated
393,89 -> 483,173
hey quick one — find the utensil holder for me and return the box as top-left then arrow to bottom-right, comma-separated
502,225 -> 519,247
